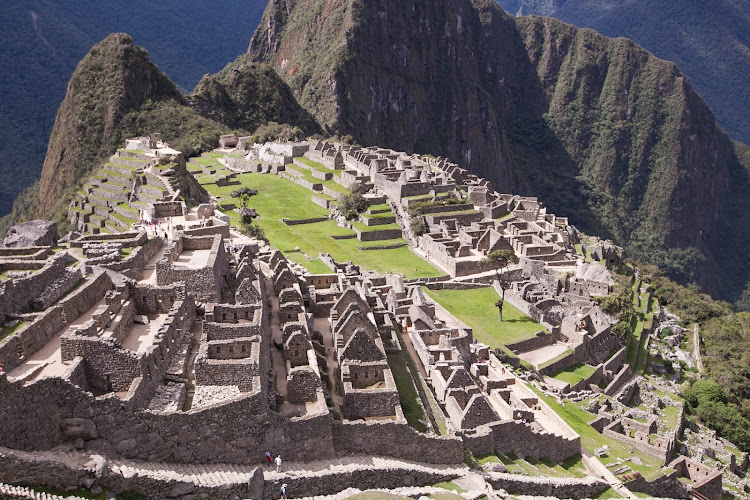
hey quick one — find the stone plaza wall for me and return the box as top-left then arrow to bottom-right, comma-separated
333,420 -> 463,464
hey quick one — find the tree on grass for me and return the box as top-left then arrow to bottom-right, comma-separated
231,186 -> 258,209
338,182 -> 368,220
480,249 -> 517,321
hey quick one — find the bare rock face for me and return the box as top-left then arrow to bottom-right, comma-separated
2,220 -> 58,247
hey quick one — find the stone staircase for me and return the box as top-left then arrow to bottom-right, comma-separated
0,483 -> 87,500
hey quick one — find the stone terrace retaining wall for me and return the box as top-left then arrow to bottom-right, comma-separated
262,462 -> 460,500
333,420 -> 463,464
485,471 -> 608,499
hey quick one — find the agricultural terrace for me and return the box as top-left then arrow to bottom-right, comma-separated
422,287 -> 545,347
195,166 -> 442,279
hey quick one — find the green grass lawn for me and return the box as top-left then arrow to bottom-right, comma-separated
197,171 -> 441,278
387,351 -> 428,432
660,404 -> 681,430
422,287 -> 545,347
552,364 -> 597,386
284,251 -> 333,275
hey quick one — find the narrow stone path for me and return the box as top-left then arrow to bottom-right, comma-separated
693,324 -> 703,373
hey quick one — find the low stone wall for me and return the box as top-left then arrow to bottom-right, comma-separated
506,334 -> 554,354
354,227 -> 402,241
102,237 -> 164,274
278,171 -> 322,191
485,471 -> 607,499
539,344 -> 584,376
361,215 -> 397,226
182,223 -> 230,239
283,217 -> 329,226
311,194 -> 335,209
262,463 -> 458,500
602,422 -> 673,464
569,364 -> 604,392
358,243 -> 405,250
71,231 -> 147,248
490,420 -> 580,462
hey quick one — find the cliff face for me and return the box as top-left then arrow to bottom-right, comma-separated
36,33 -> 182,217
248,0 -> 744,294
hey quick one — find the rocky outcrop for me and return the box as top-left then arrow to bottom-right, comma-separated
2,220 -> 58,247
36,33 -> 182,218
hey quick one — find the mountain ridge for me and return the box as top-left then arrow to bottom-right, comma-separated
246,0 -> 750,299
8,0 -> 750,305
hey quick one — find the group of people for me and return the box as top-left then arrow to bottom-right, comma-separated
264,451 -> 283,472
264,452 -> 287,498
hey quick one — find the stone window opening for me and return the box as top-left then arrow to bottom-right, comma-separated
241,345 -> 246,353
229,346 -> 233,354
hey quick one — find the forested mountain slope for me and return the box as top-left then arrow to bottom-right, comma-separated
0,0 -> 267,217
496,0 -> 750,146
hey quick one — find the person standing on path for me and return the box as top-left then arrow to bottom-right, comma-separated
275,455 -> 282,473
280,483 -> 288,500
265,451 -> 272,467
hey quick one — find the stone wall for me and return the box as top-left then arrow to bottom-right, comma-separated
489,420 -> 580,462
603,346 -> 627,374
603,420 -> 673,464
538,344 -> 584,376
354,227 -> 402,241
506,333 -> 554,354
485,471 -> 607,499
287,367 -> 321,403
0,252 -> 71,316
156,235 -> 228,302
332,420 -> 463,464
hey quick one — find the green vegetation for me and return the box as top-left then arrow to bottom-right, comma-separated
422,287 -> 545,347
430,481 -> 465,493
683,379 -> 750,450
1,319 -> 27,341
387,352 -> 427,432
197,171 -> 441,278
552,364 -> 597,386
338,183 -> 368,221
529,386 -> 665,478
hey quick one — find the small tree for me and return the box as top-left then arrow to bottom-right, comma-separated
338,182 -> 368,220
231,187 -> 258,209
480,249 -> 517,321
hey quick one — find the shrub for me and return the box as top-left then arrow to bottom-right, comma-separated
410,218 -> 426,236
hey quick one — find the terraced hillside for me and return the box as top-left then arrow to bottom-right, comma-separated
68,150 -> 175,234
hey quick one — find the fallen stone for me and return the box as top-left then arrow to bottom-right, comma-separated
134,315 -> 150,325
168,482 -> 195,497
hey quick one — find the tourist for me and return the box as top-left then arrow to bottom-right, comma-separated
280,483 -> 288,499
0,363 -> 4,375
275,455 -> 282,472
265,451 -> 272,467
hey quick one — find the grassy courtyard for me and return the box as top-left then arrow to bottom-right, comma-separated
197,169 -> 442,279
422,287 -> 545,347
551,363 -> 597,386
